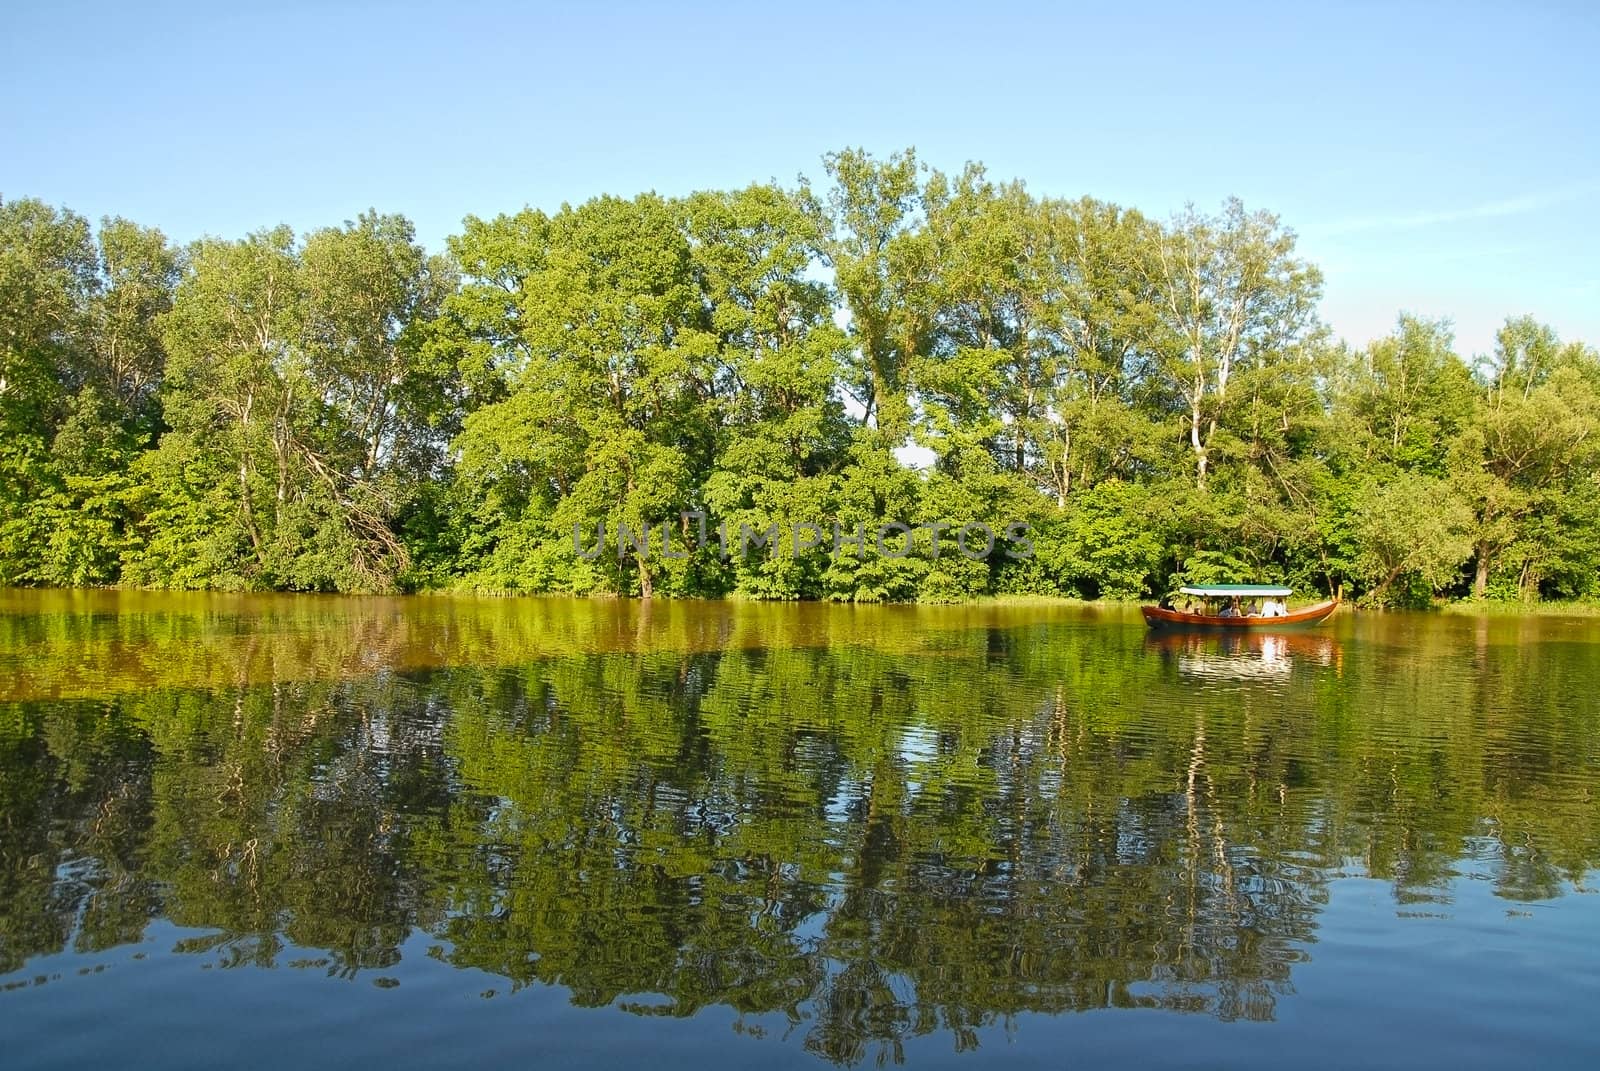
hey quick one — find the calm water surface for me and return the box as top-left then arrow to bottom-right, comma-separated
1,591 -> 1597,1068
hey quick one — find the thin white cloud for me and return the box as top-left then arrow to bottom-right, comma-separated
1308,184 -> 1597,237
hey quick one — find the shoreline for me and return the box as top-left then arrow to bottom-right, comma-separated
7,584 -> 1600,617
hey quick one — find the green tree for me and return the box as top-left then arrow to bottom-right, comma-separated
88,218 -> 178,434
0,199 -> 104,584
822,147 -> 932,449
1453,318 -> 1600,598
449,194 -> 716,597
1149,199 -> 1323,490
129,216 -> 443,592
1351,472 -> 1474,605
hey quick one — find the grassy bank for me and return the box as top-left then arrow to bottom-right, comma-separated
1440,599 -> 1600,617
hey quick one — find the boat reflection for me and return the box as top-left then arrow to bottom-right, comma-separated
1145,629 -> 1341,682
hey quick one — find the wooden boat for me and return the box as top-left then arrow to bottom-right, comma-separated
1141,584 -> 1338,630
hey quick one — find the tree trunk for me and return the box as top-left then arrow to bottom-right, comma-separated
1190,401 -> 1208,490
1519,558 -> 1536,602
1473,546 -> 1490,599
238,459 -> 265,563
1372,565 -> 1406,607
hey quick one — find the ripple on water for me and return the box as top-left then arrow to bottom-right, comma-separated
1,599 -> 1598,1067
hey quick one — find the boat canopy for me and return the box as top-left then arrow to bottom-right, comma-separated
1178,584 -> 1293,598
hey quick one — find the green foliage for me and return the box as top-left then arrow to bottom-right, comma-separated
1352,473 -> 1475,607
1,158 -> 1599,603
1169,549 -> 1260,593
1021,481 -> 1164,599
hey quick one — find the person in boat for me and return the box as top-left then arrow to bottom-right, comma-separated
1217,597 -> 1241,618
1263,597 -> 1287,618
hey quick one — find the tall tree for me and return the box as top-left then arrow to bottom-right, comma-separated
87,218 -> 178,433
156,226 -> 302,578
450,194 -> 714,598
0,197 -> 97,435
1028,196 -> 1166,504
1149,199 -> 1322,490
134,217 -> 443,592
822,147 -> 933,448
0,199 -> 100,582
300,212 -> 458,484
1455,318 -> 1600,597
1338,314 -> 1475,475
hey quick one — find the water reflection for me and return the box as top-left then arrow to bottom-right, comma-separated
1,594 -> 1598,1065
1145,631 -> 1341,683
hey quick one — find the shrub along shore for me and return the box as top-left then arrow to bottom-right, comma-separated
4,149 -> 1598,607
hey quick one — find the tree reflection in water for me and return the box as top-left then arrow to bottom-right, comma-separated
2,595 -> 1598,1064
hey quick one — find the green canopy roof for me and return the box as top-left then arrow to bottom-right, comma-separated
1179,584 -> 1293,597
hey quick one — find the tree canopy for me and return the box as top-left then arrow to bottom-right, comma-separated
3,153 -> 1598,607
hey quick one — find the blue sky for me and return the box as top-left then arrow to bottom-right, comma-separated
4,0 -> 1596,358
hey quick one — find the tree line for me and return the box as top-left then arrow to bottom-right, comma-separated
4,149 -> 1598,605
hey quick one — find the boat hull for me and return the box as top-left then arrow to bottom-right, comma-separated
1140,599 -> 1339,630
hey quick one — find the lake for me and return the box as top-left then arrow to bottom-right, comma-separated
1,590 -> 1597,1068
